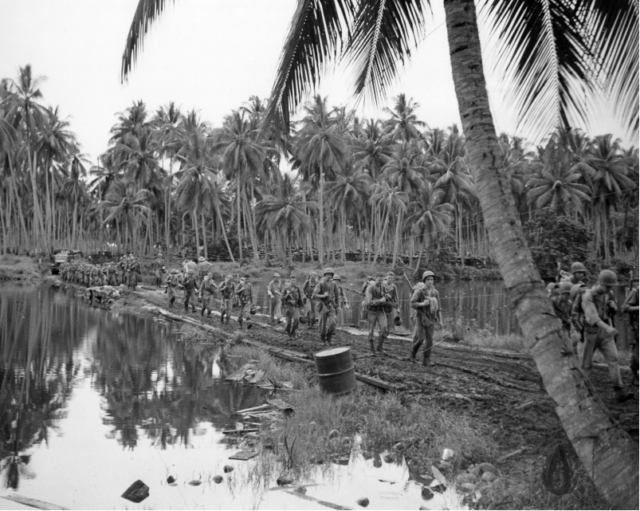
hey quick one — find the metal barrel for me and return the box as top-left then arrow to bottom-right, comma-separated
314,347 -> 356,395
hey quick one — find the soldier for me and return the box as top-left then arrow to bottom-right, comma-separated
165,269 -> 180,308
267,272 -> 283,324
182,270 -> 199,313
552,281 -> 573,337
199,273 -> 217,317
363,273 -> 390,355
302,271 -> 319,328
235,277 -> 253,328
361,276 -> 374,295
622,276 -> 639,385
154,265 -> 165,287
570,261 -> 587,285
410,270 -> 442,367
383,272 -> 400,333
312,268 -> 340,346
333,274 -> 350,326
282,276 -> 304,338
107,263 -> 117,286
197,256 -> 212,286
582,270 -> 629,402
218,274 -> 235,324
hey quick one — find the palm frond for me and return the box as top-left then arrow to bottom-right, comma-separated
121,0 -> 173,81
263,0 -> 355,131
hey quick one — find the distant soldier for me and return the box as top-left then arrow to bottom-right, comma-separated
154,265 -> 165,287
622,276 -> 639,385
107,263 -> 117,286
197,256 -> 212,286
165,269 -> 180,308
302,271 -> 319,328
410,270 -> 442,367
552,281 -> 573,338
312,268 -> 340,346
363,273 -> 390,355
570,261 -> 587,286
383,272 -> 400,333
582,270 -> 629,402
267,272 -> 283,324
218,275 -> 235,324
235,277 -> 253,328
333,274 -> 349,326
199,273 -> 217,317
182,270 -> 199,313
282,276 -> 304,338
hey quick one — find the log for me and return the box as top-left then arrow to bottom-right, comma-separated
0,495 -> 67,510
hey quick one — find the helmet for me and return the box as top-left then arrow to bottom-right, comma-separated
324,267 -> 334,276
386,271 -> 395,277
598,269 -> 618,287
310,271 -> 317,277
274,272 -> 281,278
571,262 -> 587,274
333,274 -> 341,281
422,270 -> 435,281
226,274 -> 233,279
198,256 -> 205,262
558,282 -> 573,294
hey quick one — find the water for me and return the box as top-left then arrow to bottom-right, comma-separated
0,285 -> 462,510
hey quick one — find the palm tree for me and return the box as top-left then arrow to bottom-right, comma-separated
120,1 -> 639,504
383,94 -> 426,141
60,154 -> 89,247
406,182 -> 454,270
351,118 -> 392,179
256,174 -> 314,265
295,95 -> 348,265
211,111 -> 264,264
100,179 -> 150,253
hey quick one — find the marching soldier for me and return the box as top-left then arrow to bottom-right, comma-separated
282,276 -> 304,338
333,274 -> 350,326
235,276 -> 253,328
312,268 -> 340,346
410,270 -> 442,367
200,273 -> 217,317
363,273 -> 390,355
182,270 -> 199,313
267,272 -> 284,324
552,281 -> 574,337
165,269 -> 180,308
218,274 -> 235,324
384,272 -> 400,333
302,271 -> 319,328
197,256 -> 212,286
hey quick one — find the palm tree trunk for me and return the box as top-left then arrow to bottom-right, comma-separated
373,206 -> 391,264
444,0 -> 638,507
215,203 -> 235,263
236,177 -> 243,264
249,180 -> 260,263
193,209 -> 200,258
201,211 -> 208,260
318,165 -> 325,266
392,209 -> 403,267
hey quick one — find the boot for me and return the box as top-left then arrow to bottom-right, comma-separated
376,338 -> 385,355
368,338 -> 376,355
220,311 -> 225,323
614,386 -> 631,403
410,343 -> 420,363
422,355 -> 431,367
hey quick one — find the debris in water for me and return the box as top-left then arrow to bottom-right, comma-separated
213,475 -> 223,484
167,476 -> 176,484
421,486 -> 434,500
188,480 -> 202,486
294,486 -> 307,494
357,497 -> 370,507
223,465 -> 234,473
277,474 -> 294,486
121,480 -> 149,503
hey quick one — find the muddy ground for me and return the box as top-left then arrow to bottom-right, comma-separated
55,279 -> 639,508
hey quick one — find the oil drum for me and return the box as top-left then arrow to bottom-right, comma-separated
314,347 -> 356,395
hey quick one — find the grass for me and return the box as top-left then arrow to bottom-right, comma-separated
0,255 -> 43,282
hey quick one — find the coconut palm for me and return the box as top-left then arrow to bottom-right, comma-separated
351,118 -> 392,179
527,164 -> 591,216
383,94 -> 426,141
60,154 -> 89,246
256,174 -> 315,265
294,96 -> 349,265
406,182 -> 454,269
100,179 -> 151,253
211,111 -> 265,264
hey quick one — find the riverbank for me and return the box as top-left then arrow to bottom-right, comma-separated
96,284 -> 637,510
0,255 -> 45,282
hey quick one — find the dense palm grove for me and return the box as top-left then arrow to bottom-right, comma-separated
1,65 -> 637,267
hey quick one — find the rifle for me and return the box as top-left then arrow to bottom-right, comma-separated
341,285 -> 364,297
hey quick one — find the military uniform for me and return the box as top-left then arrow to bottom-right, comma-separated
165,271 -> 180,308
312,273 -> 340,345
235,279 -> 253,327
200,276 -> 217,317
383,278 -> 399,333
302,276 -> 319,328
410,282 -> 441,366
364,279 -> 389,354
218,277 -> 235,324
282,280 -> 304,338
182,273 -> 199,312
267,276 -> 283,323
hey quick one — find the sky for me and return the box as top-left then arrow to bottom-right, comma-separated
0,0 -> 634,166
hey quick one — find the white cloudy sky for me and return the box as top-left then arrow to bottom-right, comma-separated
0,0 -> 633,166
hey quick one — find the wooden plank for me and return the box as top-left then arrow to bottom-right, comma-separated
354,373 -> 402,392
222,428 -> 259,435
1,495 -> 67,510
228,450 -> 259,461
236,404 -> 272,414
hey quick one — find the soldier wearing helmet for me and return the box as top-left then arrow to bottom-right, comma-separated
383,273 -> 400,333
409,270 -> 442,367
570,262 -> 587,285
312,268 -> 340,345
622,276 -> 639,385
199,273 -> 217,318
165,268 -> 180,308
363,273 -> 391,355
181,268 -> 199,313
552,281 -> 574,336
267,272 -> 284,324
218,274 -> 235,324
302,271 -> 319,328
332,274 -> 350,326
582,269 -> 629,402
282,276 -> 304,338
235,276 -> 254,328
